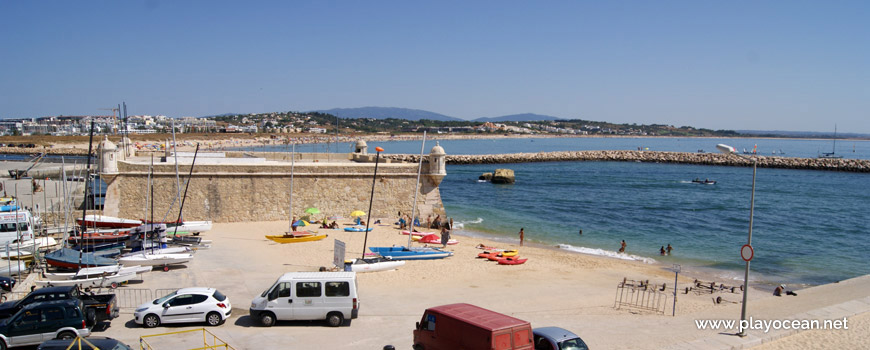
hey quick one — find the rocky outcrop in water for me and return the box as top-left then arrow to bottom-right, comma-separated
491,169 -> 515,184
385,151 -> 870,173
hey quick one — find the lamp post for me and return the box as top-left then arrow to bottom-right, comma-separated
716,144 -> 756,337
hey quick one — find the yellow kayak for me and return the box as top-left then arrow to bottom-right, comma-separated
265,233 -> 328,244
499,250 -> 518,257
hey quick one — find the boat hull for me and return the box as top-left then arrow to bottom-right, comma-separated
265,233 -> 328,243
77,215 -> 143,228
348,258 -> 405,273
368,246 -> 453,260
118,253 -> 193,267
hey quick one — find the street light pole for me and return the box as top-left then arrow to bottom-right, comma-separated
738,157 -> 757,337
716,144 -> 757,337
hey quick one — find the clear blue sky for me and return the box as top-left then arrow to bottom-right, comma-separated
2,1 -> 868,132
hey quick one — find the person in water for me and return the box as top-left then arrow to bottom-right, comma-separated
666,244 -> 673,255
619,240 -> 626,253
660,246 -> 666,255
519,228 -> 525,246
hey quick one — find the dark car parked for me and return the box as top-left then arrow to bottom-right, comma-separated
0,299 -> 91,349
0,286 -> 118,326
38,336 -> 132,350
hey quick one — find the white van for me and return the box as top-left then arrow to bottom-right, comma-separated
249,272 -> 359,327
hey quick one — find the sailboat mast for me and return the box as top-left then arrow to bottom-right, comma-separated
78,120 -> 96,268
288,143 -> 295,233
407,131 -> 427,248
173,144 -> 200,236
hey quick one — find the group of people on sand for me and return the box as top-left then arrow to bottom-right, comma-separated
398,212 -> 454,248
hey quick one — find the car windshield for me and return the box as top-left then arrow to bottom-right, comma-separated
559,338 -> 589,350
212,290 -> 227,302
153,291 -> 178,305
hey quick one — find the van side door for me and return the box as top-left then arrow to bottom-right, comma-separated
324,281 -> 352,319
293,281 -> 324,320
265,282 -> 294,320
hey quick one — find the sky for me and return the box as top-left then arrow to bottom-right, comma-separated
1,1 -> 868,133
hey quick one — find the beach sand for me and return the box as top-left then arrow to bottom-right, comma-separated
73,220 -> 868,349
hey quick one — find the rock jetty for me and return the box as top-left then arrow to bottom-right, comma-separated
386,151 -> 870,173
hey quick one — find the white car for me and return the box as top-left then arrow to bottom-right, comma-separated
134,287 -> 231,328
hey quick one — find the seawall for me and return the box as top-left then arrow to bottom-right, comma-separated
101,156 -> 446,223
387,150 -> 870,172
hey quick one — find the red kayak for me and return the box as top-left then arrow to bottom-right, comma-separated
498,257 -> 528,265
477,251 -> 501,259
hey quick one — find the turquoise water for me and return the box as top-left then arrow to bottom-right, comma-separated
241,137 -> 870,286
441,161 -> 870,287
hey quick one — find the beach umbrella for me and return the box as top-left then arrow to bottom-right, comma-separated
350,210 -> 366,217
293,220 -> 310,227
305,207 -> 321,215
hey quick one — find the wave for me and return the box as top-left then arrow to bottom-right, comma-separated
454,217 -> 483,230
557,244 -> 657,264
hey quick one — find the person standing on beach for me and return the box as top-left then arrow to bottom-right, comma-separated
666,244 -> 673,255
291,216 -> 298,232
426,215 -> 432,229
619,240 -> 626,253
440,221 -> 451,248
519,228 -> 525,246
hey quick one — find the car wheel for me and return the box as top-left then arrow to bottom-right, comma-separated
260,312 -> 276,327
326,312 -> 344,327
206,312 -> 222,326
0,339 -> 7,350
57,331 -> 77,340
86,308 -> 97,327
144,314 -> 161,328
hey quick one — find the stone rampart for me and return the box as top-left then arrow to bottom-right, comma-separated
102,160 -> 445,223
387,151 -> 870,172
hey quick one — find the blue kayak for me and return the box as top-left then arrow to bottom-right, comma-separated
368,246 -> 453,260
344,227 -> 373,232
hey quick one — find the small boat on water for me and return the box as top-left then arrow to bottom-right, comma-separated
346,257 -> 405,273
691,178 -> 717,185
76,215 -> 143,229
368,246 -> 453,260
265,232 -> 327,244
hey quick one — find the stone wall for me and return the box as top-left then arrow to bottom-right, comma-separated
387,151 -> 870,172
102,160 -> 445,223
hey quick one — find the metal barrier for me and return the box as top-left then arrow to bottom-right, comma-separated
115,288 -> 154,309
139,328 -> 235,350
155,288 -> 177,299
613,281 -> 668,314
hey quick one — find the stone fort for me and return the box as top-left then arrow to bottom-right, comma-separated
97,138 -> 447,223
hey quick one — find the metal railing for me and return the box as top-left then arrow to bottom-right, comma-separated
613,280 -> 668,314
139,328 -> 235,350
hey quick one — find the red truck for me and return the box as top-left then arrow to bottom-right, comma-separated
413,303 -> 533,350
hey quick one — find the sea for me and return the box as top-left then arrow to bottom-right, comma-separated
220,136 -> 870,288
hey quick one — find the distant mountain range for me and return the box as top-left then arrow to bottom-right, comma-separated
314,107 -> 462,121
313,107 -> 564,122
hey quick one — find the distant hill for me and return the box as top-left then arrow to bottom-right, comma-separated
474,113 -> 564,122
313,107 -> 463,122
736,130 -> 870,138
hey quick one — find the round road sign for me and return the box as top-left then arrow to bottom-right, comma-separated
741,244 -> 754,262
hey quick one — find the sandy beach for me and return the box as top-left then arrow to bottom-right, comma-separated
54,220 -> 868,349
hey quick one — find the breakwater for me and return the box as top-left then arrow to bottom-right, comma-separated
386,150 -> 870,172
